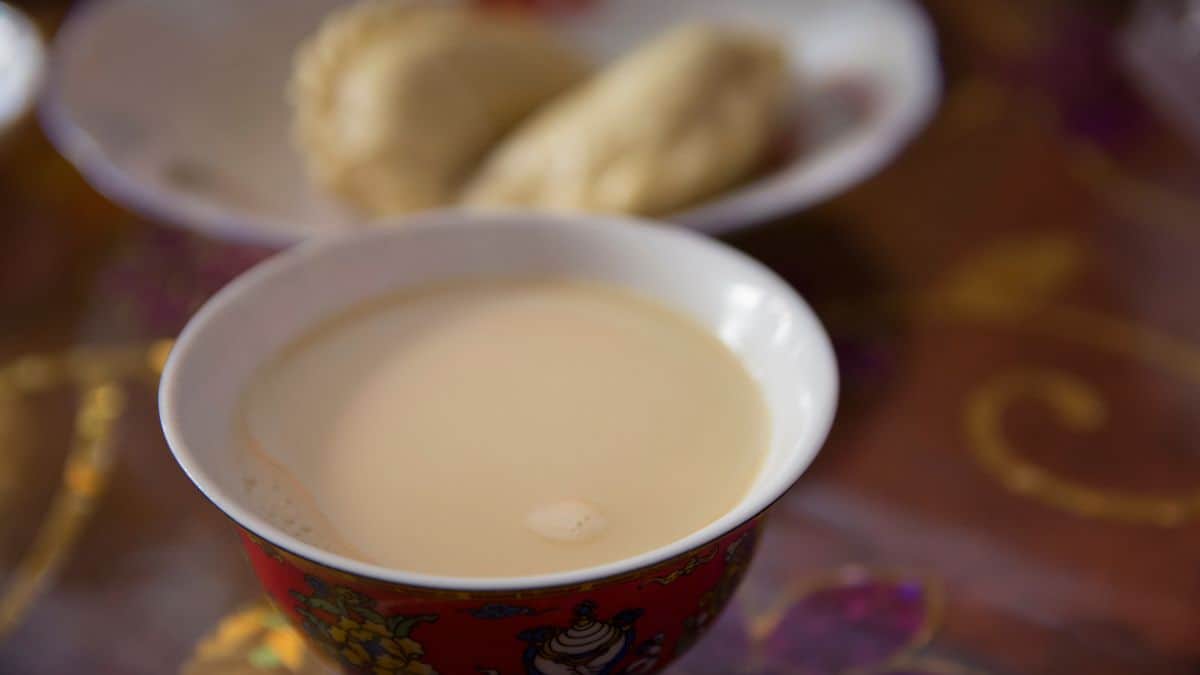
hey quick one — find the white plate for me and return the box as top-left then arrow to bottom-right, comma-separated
42,0 -> 940,247
0,2 -> 43,137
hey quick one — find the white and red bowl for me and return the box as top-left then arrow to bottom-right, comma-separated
159,210 -> 839,673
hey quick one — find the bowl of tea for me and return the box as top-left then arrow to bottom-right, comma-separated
159,211 -> 838,674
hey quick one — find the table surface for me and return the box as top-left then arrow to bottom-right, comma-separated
2,0 -> 1199,673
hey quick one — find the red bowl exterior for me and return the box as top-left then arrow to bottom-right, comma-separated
240,517 -> 762,674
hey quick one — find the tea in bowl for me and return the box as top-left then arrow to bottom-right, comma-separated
159,211 -> 838,674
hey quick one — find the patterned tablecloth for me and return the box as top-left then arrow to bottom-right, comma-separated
1,1 -> 1198,673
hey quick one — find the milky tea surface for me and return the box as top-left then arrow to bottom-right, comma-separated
238,280 -> 769,577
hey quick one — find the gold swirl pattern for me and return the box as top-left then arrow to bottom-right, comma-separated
181,602 -> 320,675
915,232 -> 1200,525
827,219 -> 1200,526
910,72 -> 1200,523
0,340 -> 173,640
966,368 -> 1200,526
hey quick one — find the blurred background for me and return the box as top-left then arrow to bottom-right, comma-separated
2,0 -> 1200,673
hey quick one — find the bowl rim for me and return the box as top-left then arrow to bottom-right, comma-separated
158,210 -> 839,591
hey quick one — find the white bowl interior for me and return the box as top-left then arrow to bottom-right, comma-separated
44,0 -> 939,245
159,211 -> 838,589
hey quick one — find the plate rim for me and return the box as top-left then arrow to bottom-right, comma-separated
0,3 -> 46,138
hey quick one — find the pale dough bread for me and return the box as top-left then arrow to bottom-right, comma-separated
462,24 -> 788,216
291,1 -> 589,215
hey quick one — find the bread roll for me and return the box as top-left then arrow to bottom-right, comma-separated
463,24 -> 787,216
292,1 -> 589,215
